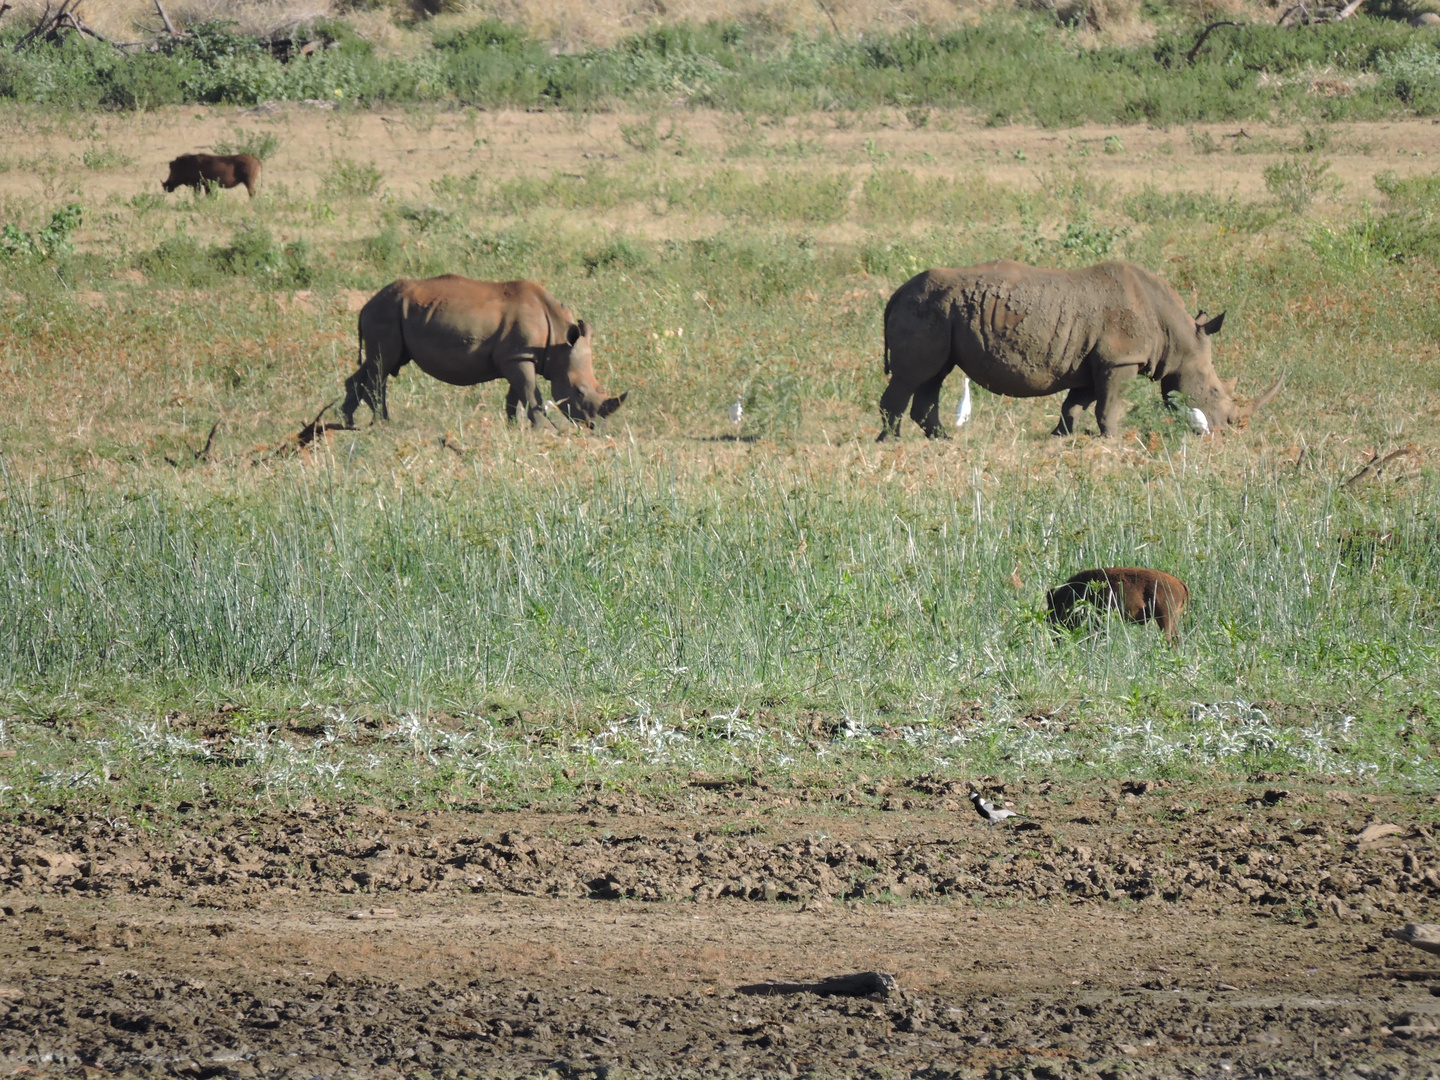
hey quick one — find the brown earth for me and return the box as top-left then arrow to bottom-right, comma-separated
4,779 -> 1440,1078
7,106 -> 1440,242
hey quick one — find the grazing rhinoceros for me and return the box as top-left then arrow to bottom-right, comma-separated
342,276 -> 626,429
878,260 -> 1281,440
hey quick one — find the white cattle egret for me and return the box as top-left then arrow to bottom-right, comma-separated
730,397 -> 744,429
955,376 -> 973,427
970,791 -> 1020,825
1186,407 -> 1210,435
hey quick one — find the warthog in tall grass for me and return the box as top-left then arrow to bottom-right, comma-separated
162,153 -> 262,198
343,276 -> 626,429
879,260 -> 1281,440
1046,567 -> 1190,642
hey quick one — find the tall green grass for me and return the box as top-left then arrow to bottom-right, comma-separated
2,452 -> 1434,724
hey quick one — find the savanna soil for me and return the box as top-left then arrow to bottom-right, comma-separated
5,778 -> 1440,1079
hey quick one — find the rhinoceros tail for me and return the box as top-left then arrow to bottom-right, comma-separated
882,290 -> 897,377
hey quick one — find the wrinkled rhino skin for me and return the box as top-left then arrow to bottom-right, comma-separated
161,153 -> 262,198
343,276 -> 626,429
879,260 -> 1244,440
1046,567 -> 1190,642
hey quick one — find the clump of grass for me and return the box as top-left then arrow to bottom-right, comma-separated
324,157 -> 383,198
213,128 -> 281,161
81,145 -> 134,170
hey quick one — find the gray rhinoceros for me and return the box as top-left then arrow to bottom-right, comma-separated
342,276 -> 626,429
878,260 -> 1280,440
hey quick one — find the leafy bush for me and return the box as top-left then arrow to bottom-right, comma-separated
1376,41 -> 1440,110
1264,155 -> 1339,214
136,223 -> 319,287
1,204 -> 82,261
324,158 -> 383,198
1374,168 -> 1440,208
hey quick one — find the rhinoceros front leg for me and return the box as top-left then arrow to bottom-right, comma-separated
1051,387 -> 1097,436
1094,363 -> 1141,438
502,360 -> 550,430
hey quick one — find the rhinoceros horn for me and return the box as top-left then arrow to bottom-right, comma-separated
1237,371 -> 1285,418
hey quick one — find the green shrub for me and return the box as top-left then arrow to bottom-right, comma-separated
324,158 -> 383,198
1264,155 -> 1339,214
0,204 -> 82,261
1374,168 -> 1440,208
1376,41 -> 1440,111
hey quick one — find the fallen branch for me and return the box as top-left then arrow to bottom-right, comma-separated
1186,21 -> 1242,65
738,972 -> 900,999
153,0 -> 176,35
1388,923 -> 1440,957
297,398 -> 343,448
1344,444 -> 1419,488
164,419 -> 221,466
1277,0 -> 1363,25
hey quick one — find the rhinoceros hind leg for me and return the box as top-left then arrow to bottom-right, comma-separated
1051,387 -> 1097,436
910,369 -> 951,439
342,367 -> 384,428
877,378 -> 912,442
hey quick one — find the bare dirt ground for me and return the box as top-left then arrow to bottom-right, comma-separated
4,777 -> 1440,1078
6,105 -> 1440,235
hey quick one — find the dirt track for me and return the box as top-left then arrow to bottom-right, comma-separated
3,779 -> 1440,1078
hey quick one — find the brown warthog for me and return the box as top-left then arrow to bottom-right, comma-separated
162,153 -> 262,198
1046,567 -> 1190,642
879,260 -> 1281,440
342,276 -> 626,429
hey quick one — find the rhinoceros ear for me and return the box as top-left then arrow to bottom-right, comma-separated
1196,311 -> 1226,337
568,319 -> 591,346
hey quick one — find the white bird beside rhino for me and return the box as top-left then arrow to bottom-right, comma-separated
878,260 -> 1282,441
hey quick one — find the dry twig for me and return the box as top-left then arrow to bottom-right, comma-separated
1344,444 -> 1419,488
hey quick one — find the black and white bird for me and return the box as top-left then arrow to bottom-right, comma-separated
970,791 -> 1020,825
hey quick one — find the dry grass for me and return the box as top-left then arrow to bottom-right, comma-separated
4,0 -> 331,38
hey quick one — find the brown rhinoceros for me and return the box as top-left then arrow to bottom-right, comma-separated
342,276 -> 626,429
878,260 -> 1281,440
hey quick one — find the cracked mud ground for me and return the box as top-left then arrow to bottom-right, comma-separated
4,778 -> 1440,1079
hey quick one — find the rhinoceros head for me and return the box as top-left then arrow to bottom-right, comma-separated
551,320 -> 627,427
1161,311 -> 1281,433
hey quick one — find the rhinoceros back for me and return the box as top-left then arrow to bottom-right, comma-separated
952,262 -> 1132,394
